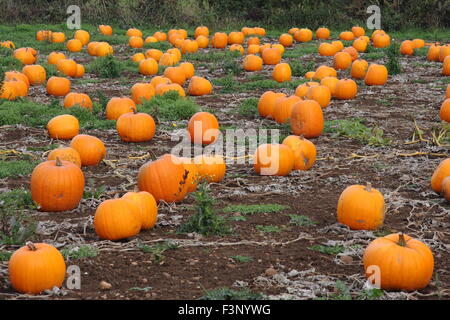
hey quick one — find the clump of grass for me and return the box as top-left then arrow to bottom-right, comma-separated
385,43 -> 402,75
0,160 -> 38,178
61,245 -> 98,260
177,182 -> 232,236
223,203 -> 289,215
309,244 -> 345,255
238,97 -> 258,118
289,214 -> 317,226
0,251 -> 12,262
290,60 -> 315,77
256,225 -> 281,233
231,255 -> 253,263
136,240 -> 179,262
140,91 -> 199,121
199,287 -> 265,300
86,55 -> 122,78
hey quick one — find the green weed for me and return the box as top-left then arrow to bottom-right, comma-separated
223,203 -> 288,215
288,214 -> 317,226
136,240 -> 179,262
61,245 -> 98,260
199,287 -> 265,300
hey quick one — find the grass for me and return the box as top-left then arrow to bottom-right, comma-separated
0,160 -> 38,178
324,118 -> 391,146
237,97 -> 258,118
223,203 -> 289,215
140,91 -> 199,121
136,240 -> 179,262
256,225 -> 282,233
83,184 -> 107,199
212,75 -> 307,93
231,255 -> 253,263
290,60 -> 315,77
86,55 -> 124,78
309,244 -> 345,255
0,251 -> 12,262
288,214 -> 317,227
61,245 -> 98,260
283,44 -> 318,58
199,287 -> 265,300
385,43 -> 402,75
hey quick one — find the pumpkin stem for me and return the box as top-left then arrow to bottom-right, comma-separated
365,182 -> 372,192
55,157 -> 63,167
26,241 -> 37,251
398,233 -> 407,247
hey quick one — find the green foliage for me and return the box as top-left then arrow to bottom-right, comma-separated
231,255 -> 253,263
290,60 -> 315,77
238,98 -> 258,118
83,184 -> 107,199
136,240 -> 179,262
199,287 -> 265,300
0,160 -> 38,178
0,251 -> 12,262
324,118 -> 391,146
309,245 -> 345,255
223,203 -> 288,215
212,75 -> 306,93
288,214 -> 317,227
178,182 -> 232,236
385,43 -> 402,75
359,288 -> 385,300
86,55 -> 122,78
256,225 -> 281,233
140,91 -> 199,121
329,280 -> 352,300
61,245 -> 98,260
284,44 -> 318,58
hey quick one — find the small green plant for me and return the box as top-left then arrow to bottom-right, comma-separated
0,160 -> 38,178
223,204 -> 288,215
256,225 -> 281,233
87,55 -> 122,78
83,184 -> 107,199
0,250 -> 12,262
330,280 -> 352,300
129,286 -> 153,292
288,214 -> 317,226
309,244 -> 345,255
290,60 -> 315,77
358,288 -> 385,300
237,98 -> 258,118
61,245 -> 98,260
221,57 -> 242,76
199,287 -> 265,300
228,215 -> 247,222
140,91 -> 199,121
385,43 -> 402,75
136,240 -> 179,262
231,255 -> 253,263
177,182 -> 232,236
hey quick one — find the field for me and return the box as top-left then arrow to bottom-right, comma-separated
0,23 -> 449,300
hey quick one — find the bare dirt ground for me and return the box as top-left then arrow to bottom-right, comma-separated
0,35 -> 449,300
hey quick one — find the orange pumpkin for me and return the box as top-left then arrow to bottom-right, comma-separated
179,157 -> 199,192
187,112 -> 220,145
443,56 -> 450,76
282,135 -> 317,170
431,158 -> 450,193
132,53 -> 146,63
339,31 -> 355,41
318,43 -> 337,56
365,64 -> 388,86
122,191 -> 158,230
316,27 -> 330,40
352,38 -> 368,52
155,83 -> 185,97
194,155 -> 226,183
262,47 -> 281,65
150,76 -> 172,89
127,28 -> 142,38
0,82 -> 17,100
243,54 -> 263,71
74,64 -> 85,78
66,39 -> 82,52
159,53 -> 177,66
294,28 -> 313,42
46,76 -> 71,96
14,47 -> 37,65
56,59 -> 77,77
333,51 -> 352,70
130,83 -> 155,104
47,115 -> 79,140
153,31 -> 167,41
351,59 -> 369,79
294,82 -> 319,98
164,66 -> 186,85
129,36 -> 144,48
180,62 -> 195,79
181,39 -> 199,54
51,32 -> 66,43
48,147 -> 82,167
313,65 -> 337,81
427,44 -> 441,61
230,44 -> 245,55
335,79 -> 358,100
253,144 -> 294,176
63,92 -> 92,110
272,63 -> 291,83
273,95 -> 302,124
306,85 -> 331,108
440,99 -> 450,123
400,40 -> 414,56
188,76 -> 213,96
290,100 -> 324,138
48,52 -> 66,65
116,110 -> 156,143
352,26 -> 365,38
145,49 -> 163,62
258,91 -> 286,119
106,97 -> 137,120
279,33 -> 293,47
196,35 -> 209,48
320,76 -> 339,97
373,33 -> 391,48
70,134 -> 107,166
139,58 -> 158,75
22,64 -> 46,85
4,71 -> 30,88
211,32 -> 228,48
247,37 -> 260,46
195,26 -> 209,38
99,25 -> 113,36
228,31 -> 245,45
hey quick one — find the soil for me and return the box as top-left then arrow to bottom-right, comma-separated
0,33 -> 449,300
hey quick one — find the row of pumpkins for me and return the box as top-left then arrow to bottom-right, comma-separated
2,24 -> 447,297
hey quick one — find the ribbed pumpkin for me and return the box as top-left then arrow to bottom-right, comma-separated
318,43 -> 337,56
126,28 -> 142,37
139,58 -> 158,75
316,27 -> 330,40
153,31 -> 167,41
352,38 -> 367,52
363,233 -> 434,291
138,154 -> 189,203
9,242 -> 66,294
129,36 -> 144,48
131,83 -> 155,104
228,31 -> 245,44
443,56 -> 450,76
31,158 -> 85,212
122,191 -> 158,230
46,76 -> 71,96
294,82 -> 319,98
181,39 -> 199,54
164,66 -> 186,85
430,158 -> 450,193
63,92 -> 92,110
351,26 -> 365,37
70,134 -> 107,166
150,76 -> 171,89
351,59 -> 369,79
74,64 -> 84,78
0,82 -> 17,100
47,114 -> 79,140
36,30 -> 52,41
331,40 -> 344,52
294,28 -> 313,42
48,147 -> 81,167
339,31 -> 355,41
106,97 -> 137,120
180,62 -> 195,79
258,91 -> 286,119
337,182 -> 385,230
99,25 -> 113,36
195,26 -> 209,38
159,53 -> 177,66
187,112 -> 220,145
320,76 -> 339,97
22,64 -> 46,85
373,33 -> 391,48
272,63 -> 291,83
145,49 -> 163,61
306,85 -> 331,108
279,33 -> 293,47
57,59 -> 77,77
4,71 -> 30,88
194,155 -> 226,183
440,99 -> 450,123
211,32 -> 228,48
51,32 -> 65,43
254,144 -> 294,176
94,198 -> 141,240
313,65 -> 337,81
116,110 -> 156,142
365,64 -> 388,86
66,39 -> 82,52
243,54 -> 263,71
196,35 -> 209,48
400,40 -> 414,56
188,76 -> 213,96
273,95 -> 301,124
14,47 -> 37,64
427,45 -> 441,61
335,79 -> 358,100
48,52 -> 66,65
4,80 -> 27,97
290,100 -> 324,138
342,46 -> 359,61
262,47 -> 281,65
282,135 -> 317,170
333,51 -> 352,70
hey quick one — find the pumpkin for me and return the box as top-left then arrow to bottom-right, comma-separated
155,83 -> 186,97
145,49 -> 163,61
181,39 -> 199,54
194,155 -> 226,183
0,82 -> 17,100
116,110 -> 156,143
230,44 -> 245,55
351,59 -> 369,79
294,82 -> 319,98
242,27 -> 255,36
431,158 -> 450,193
339,31 -> 355,41
365,64 -> 388,86
159,53 -> 177,66
331,40 -> 344,52
46,76 -> 71,96
47,115 -> 79,140
363,233 -> 434,291
318,43 -> 337,56
313,65 -> 337,81
247,37 -> 260,46
9,242 -> 66,294
258,91 -> 286,119
153,31 -> 167,41
342,46 -> 359,61
22,64 -> 46,85
246,44 -> 259,55
106,97 -> 137,120
272,63 -> 291,83
254,27 -> 266,36
139,58 -> 158,76
290,99 -> 324,138
36,30 -> 52,41
129,36 -> 144,48
196,35 -> 209,48
138,154 -> 189,203
14,47 -> 37,65
373,33 -> 391,48
316,27 -> 330,40
447,84 -> 450,99
305,71 -> 315,79
179,157 -> 199,192
56,59 -> 77,77
353,38 -> 368,52
306,85 -> 331,108
254,144 -> 294,176
288,27 -> 300,35
195,26 -> 209,38
4,71 -> 30,88
412,39 -> 425,49
427,44 -> 441,61
443,56 -> 450,76
145,36 -> 158,43
320,76 -> 339,97
273,95 -> 301,124
99,25 -> 113,35
262,47 -> 281,65
48,52 -> 66,65
187,112 -> 220,145
87,41 -> 99,55
335,79 -> 358,100
1,40 -> 15,49
150,76 -> 171,89
122,191 -> 158,230
282,135 -> 317,170
272,44 -> 285,55
243,54 -> 263,71
132,53 -> 145,63
94,198 -> 141,240
5,80 -> 27,97
63,92 -> 92,110
130,83 -> 155,105
371,29 -> 386,40
352,26 -> 365,38
441,176 -> 450,202
279,33 -> 293,47
228,31 -> 244,45
333,51 -> 352,70
180,62 -> 195,79
31,158 -> 85,212
188,76 -> 213,96
66,39 -> 82,52
164,66 -> 186,85
74,64 -> 85,78
127,28 -> 142,37
70,134 -> 107,166
48,147 -> 81,167
337,182 -> 385,230
94,42 -> 113,56
51,32 -> 66,43
400,40 -> 414,56
440,99 -> 450,123
294,29 -> 313,42
211,32 -> 228,48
